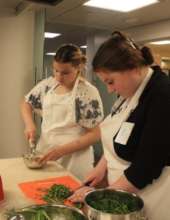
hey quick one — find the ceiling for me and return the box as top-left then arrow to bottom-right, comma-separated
2,0 -> 170,31
44,0 -> 170,30
0,0 -> 20,8
1,0 -> 170,55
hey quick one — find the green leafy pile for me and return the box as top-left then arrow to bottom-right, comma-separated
6,205 -> 87,220
42,184 -> 83,209
86,190 -> 141,214
6,207 -> 54,220
43,184 -> 72,204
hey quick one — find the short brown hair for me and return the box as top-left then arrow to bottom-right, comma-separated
92,31 -> 154,72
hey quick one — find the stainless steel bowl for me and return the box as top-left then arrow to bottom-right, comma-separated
23,153 -> 44,169
6,204 -> 88,220
84,189 -> 147,220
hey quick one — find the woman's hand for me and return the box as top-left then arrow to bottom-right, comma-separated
38,147 -> 61,164
68,186 -> 94,203
84,156 -> 107,187
24,124 -> 36,142
21,100 -> 37,142
84,166 -> 105,187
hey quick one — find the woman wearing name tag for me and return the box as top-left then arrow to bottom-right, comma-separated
40,32 -> 170,220
21,44 -> 104,180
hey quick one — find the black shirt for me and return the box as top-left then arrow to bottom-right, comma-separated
113,66 -> 170,189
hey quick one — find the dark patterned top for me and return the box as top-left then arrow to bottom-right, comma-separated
25,76 -> 104,128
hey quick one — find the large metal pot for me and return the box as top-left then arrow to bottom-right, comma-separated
84,189 -> 147,220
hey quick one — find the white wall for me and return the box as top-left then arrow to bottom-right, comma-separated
125,19 -> 170,43
86,19 -> 170,115
0,11 -> 35,158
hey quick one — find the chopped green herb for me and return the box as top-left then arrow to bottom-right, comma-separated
86,190 -> 142,214
42,184 -> 72,204
5,205 -> 87,220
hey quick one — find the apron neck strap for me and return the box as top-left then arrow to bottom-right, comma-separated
71,75 -> 81,98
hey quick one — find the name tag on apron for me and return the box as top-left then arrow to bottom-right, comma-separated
115,122 -> 134,145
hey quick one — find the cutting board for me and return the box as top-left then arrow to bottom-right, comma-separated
18,175 -> 80,204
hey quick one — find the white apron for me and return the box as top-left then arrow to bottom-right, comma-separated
100,68 -> 170,220
37,76 -> 94,181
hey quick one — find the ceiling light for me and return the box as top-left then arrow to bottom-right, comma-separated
84,0 -> 158,12
46,52 -> 56,56
162,57 -> 170,61
45,32 -> 61,38
80,45 -> 87,49
150,40 -> 170,45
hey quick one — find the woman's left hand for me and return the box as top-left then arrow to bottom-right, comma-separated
38,148 -> 61,164
68,186 -> 94,203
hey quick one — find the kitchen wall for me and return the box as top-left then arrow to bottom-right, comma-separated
0,11 -> 35,158
1,9 -> 170,158
125,19 -> 170,43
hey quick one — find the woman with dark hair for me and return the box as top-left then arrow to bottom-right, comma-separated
21,44 -> 104,180
40,32 -> 170,220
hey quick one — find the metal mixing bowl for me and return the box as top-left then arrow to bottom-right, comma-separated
84,189 -> 147,220
6,204 -> 88,220
23,153 -> 44,169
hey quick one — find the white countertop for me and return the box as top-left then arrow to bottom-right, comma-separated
0,157 -> 79,219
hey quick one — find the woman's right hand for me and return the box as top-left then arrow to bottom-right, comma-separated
83,156 -> 107,187
24,124 -> 36,142
83,168 -> 105,187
